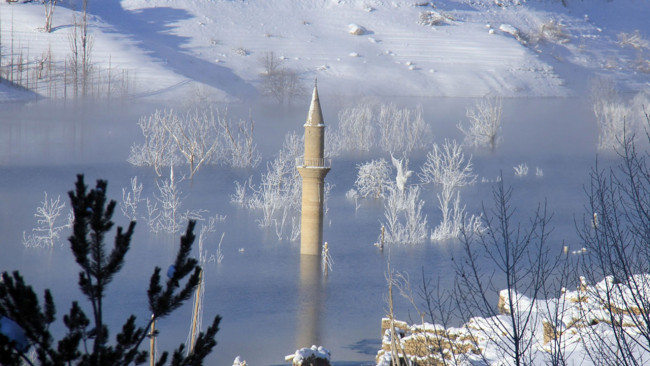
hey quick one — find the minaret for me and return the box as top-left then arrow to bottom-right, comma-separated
297,83 -> 331,256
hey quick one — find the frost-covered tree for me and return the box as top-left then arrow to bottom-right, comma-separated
234,131 -> 304,241
590,77 -> 637,151
162,108 -> 222,179
378,103 -> 429,154
419,140 -> 479,241
353,158 -> 392,199
219,111 -> 261,169
128,109 -> 180,177
120,176 -> 143,221
145,166 -> 207,235
336,104 -> 374,153
457,96 -> 503,151
22,192 -> 70,248
382,184 -> 428,246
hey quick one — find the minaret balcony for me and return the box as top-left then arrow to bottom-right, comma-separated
296,157 -> 332,168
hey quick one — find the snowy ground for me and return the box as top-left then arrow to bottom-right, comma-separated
0,0 -> 648,102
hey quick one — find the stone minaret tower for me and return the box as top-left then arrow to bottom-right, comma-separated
297,83 -> 330,256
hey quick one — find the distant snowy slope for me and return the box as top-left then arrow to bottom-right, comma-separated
0,0 -> 648,101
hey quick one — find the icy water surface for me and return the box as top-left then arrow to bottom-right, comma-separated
0,96 -> 604,365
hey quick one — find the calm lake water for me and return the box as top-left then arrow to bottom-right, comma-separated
0,95 -> 606,365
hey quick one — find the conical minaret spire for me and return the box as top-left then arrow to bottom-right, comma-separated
306,80 -> 324,127
297,82 -> 330,256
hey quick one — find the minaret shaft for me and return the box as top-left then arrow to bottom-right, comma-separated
298,85 -> 330,256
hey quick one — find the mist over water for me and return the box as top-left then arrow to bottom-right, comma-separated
0,95 -> 603,365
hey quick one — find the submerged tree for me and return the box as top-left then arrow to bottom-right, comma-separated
0,175 -> 221,365
419,139 -> 479,241
458,96 -> 503,152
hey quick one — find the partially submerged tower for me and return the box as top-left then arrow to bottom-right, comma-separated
297,83 -> 331,256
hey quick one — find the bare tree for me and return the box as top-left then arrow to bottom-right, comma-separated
43,0 -> 57,33
258,51 -> 305,104
454,178 -> 554,366
67,0 -> 94,98
457,96 -> 503,152
577,113 -> 650,366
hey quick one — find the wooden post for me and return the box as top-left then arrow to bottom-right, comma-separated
189,268 -> 203,354
149,314 -> 155,366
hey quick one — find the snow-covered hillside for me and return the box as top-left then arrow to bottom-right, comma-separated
0,0 -> 648,102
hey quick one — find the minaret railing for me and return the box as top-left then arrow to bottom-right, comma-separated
296,157 -> 332,168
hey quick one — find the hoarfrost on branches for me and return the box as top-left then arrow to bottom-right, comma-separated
145,166 -> 207,235
120,176 -> 143,221
22,192 -> 70,248
457,96 -> 503,151
419,140 -> 480,241
219,111 -> 261,169
378,103 -> 429,154
328,102 -> 430,155
129,107 -> 261,178
353,158 -> 392,199
336,103 -> 374,153
382,184 -> 428,246
162,108 -> 222,179
127,109 -> 179,177
233,131 -> 304,241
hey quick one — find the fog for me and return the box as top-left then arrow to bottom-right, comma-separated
0,95 -> 604,365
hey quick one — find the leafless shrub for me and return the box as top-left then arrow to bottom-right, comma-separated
418,11 -> 454,26
618,30 -> 649,51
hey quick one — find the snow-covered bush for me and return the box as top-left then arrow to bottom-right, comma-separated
22,192 -> 70,248
353,158 -> 392,199
419,140 -> 479,241
458,96 -> 503,151
285,345 -> 331,366
514,163 -> 528,177
418,11 -> 454,26
499,23 -> 528,45
539,18 -> 570,44
617,30 -> 649,51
